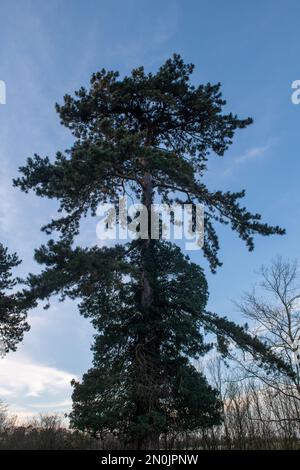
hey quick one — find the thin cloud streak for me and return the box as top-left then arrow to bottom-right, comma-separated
235,144 -> 269,164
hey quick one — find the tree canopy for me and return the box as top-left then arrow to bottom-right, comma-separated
14,54 -> 284,271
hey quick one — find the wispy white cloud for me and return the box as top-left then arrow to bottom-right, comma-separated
0,354 -> 75,397
211,143 -> 272,180
235,144 -> 269,164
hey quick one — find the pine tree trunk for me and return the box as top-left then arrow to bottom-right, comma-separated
133,163 -> 161,450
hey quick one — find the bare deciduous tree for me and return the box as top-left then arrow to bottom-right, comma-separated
235,257 -> 300,400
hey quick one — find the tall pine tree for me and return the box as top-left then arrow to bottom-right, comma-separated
14,55 -> 290,448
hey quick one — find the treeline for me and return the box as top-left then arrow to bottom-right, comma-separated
1,371 -> 300,450
0,409 -> 94,450
187,363 -> 300,450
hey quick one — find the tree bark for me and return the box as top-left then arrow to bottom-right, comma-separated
132,147 -> 161,449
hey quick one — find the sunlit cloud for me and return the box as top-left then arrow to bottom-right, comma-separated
0,354 -> 76,417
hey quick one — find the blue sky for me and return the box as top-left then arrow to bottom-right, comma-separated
0,0 -> 300,418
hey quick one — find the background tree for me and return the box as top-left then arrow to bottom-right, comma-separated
14,55 -> 290,449
235,257 -> 300,400
0,243 -> 30,354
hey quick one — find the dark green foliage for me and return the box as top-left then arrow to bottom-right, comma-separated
14,54 -> 284,271
14,55 -> 289,448
70,362 -> 222,445
27,240 -> 222,443
0,244 -> 30,353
